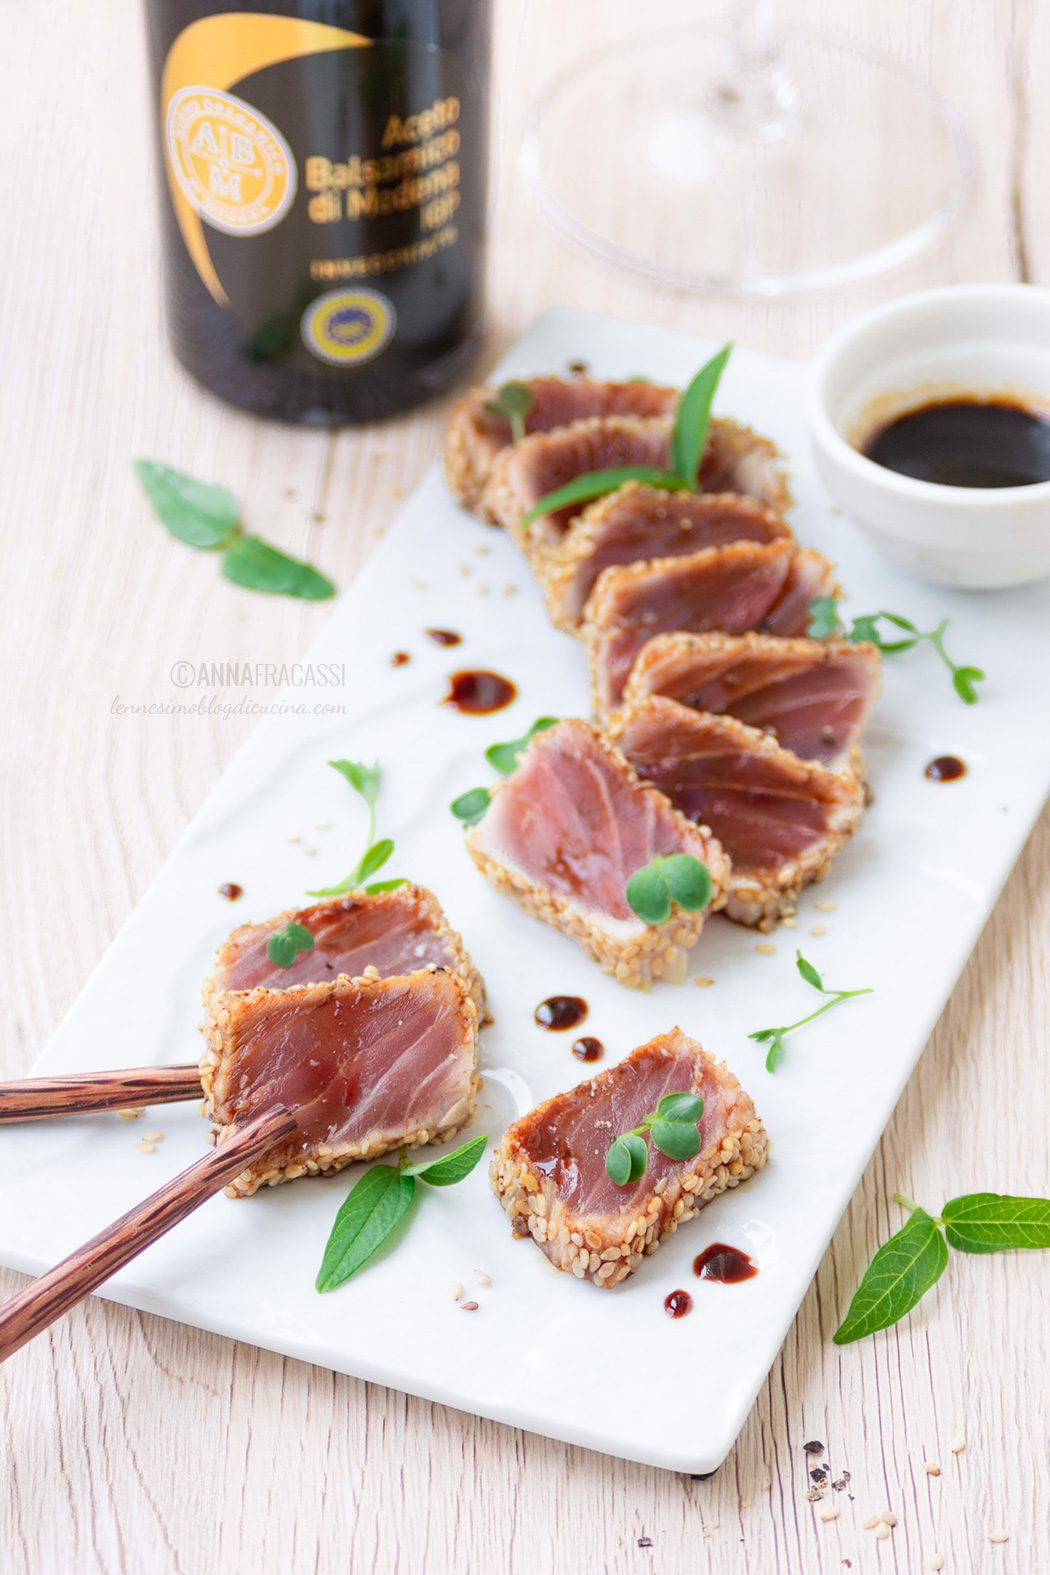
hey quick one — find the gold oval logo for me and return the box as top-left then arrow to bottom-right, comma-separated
166,86 -> 296,236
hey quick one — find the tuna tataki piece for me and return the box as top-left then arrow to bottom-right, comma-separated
464,719 -> 729,988
443,376 -> 678,511
609,697 -> 865,927
201,884 -> 485,1019
541,483 -> 793,632
202,967 -> 479,1197
491,1030 -> 769,1286
482,414 -> 791,568
584,540 -> 840,710
623,632 -> 881,769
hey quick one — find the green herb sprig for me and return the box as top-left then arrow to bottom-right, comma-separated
807,597 -> 985,705
316,1134 -> 488,1291
834,1191 -> 1050,1344
484,716 -> 559,775
308,759 -> 406,898
450,786 -> 491,828
749,950 -> 872,1072
625,854 -> 712,926
134,460 -> 335,601
266,921 -> 316,969
519,344 -> 732,529
484,381 -> 536,443
605,1092 -> 705,1185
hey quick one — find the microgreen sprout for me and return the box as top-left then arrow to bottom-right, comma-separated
749,950 -> 872,1072
307,759 -> 406,897
807,597 -> 985,705
605,1092 -> 705,1185
484,381 -> 535,443
625,854 -> 712,926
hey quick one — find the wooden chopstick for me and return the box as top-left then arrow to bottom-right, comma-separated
0,1064 -> 202,1123
0,1104 -> 297,1363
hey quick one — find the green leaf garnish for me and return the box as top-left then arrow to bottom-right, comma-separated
749,949 -> 871,1073
221,535 -> 335,601
133,460 -> 240,549
307,760 -> 405,897
484,381 -> 535,444
940,1193 -> 1050,1253
316,1134 -> 488,1291
626,854 -> 712,926
671,343 -> 732,492
485,717 -> 559,776
833,1205 -> 948,1344
604,1092 -> 705,1184
450,787 -> 491,827
808,598 -> 985,704
519,467 -> 688,530
266,920 -> 316,968
402,1133 -> 488,1186
315,1166 -> 417,1291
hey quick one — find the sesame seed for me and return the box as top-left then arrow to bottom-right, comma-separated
810,924 -> 827,937
302,845 -> 317,856
117,1108 -> 144,1120
473,544 -> 490,556
924,1461 -> 941,1476
450,1281 -> 463,1301
875,1523 -> 890,1541
815,901 -> 836,912
286,833 -> 300,843
476,583 -> 489,595
315,821 -> 331,831
460,1300 -> 479,1311
950,1437 -> 966,1454
694,976 -> 715,988
458,563 -> 471,576
781,917 -> 797,929
143,1132 -> 163,1143
819,1507 -> 838,1523
929,1557 -> 945,1571
880,1512 -> 897,1527
862,1516 -> 879,1531
988,1531 -> 1008,1545
473,1269 -> 492,1286
502,583 -> 517,596
755,943 -> 776,956
410,578 -> 427,591
136,1142 -> 156,1154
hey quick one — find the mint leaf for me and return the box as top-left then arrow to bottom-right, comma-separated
450,787 -> 491,828
134,459 -> 240,550
315,1166 -> 416,1291
485,717 -> 559,776
606,1132 -> 648,1186
519,467 -> 687,530
833,1208 -> 948,1344
404,1134 -> 488,1186
941,1193 -> 1050,1254
221,535 -> 335,601
671,343 -> 732,489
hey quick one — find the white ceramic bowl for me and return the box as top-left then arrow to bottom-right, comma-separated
808,284 -> 1050,588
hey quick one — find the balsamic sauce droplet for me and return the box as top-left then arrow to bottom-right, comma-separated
218,882 -> 243,901
534,995 -> 588,1031
390,651 -> 411,667
664,1289 -> 692,1319
693,1243 -> 758,1283
925,754 -> 967,783
443,669 -> 517,715
425,628 -> 463,647
571,1036 -> 604,1062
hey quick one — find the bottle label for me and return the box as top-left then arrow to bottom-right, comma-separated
166,87 -> 297,237
300,287 -> 396,365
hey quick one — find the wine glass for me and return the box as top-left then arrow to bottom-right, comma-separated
521,2 -> 972,296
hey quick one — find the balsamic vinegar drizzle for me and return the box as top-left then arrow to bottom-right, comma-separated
693,1243 -> 758,1283
442,669 -> 517,715
390,650 -> 411,667
425,628 -> 463,647
218,882 -> 243,901
534,995 -> 588,1031
571,1036 -> 604,1062
925,754 -> 967,783
664,1289 -> 692,1319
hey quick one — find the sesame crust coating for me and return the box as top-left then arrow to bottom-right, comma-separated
490,1030 -> 769,1287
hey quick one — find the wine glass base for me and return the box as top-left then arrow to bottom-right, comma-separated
522,26 -> 972,297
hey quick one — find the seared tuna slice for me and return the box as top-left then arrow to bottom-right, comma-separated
609,697 -> 865,927
443,376 -> 678,511
542,483 -> 792,631
623,632 -> 881,769
464,718 -> 729,988
482,414 -> 790,565
491,1030 -> 769,1286
202,884 -> 485,1018
584,540 -> 839,710
202,968 -> 479,1197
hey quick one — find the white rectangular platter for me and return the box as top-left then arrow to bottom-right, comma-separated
2,309 -> 1049,1473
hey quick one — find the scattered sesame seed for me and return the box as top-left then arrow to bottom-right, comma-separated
950,1437 -> 966,1454
988,1531 -> 1008,1545
694,976 -> 715,988
286,834 -> 301,843
117,1108 -> 144,1120
739,1498 -> 750,1510
819,1507 -> 839,1523
924,1461 -> 941,1476
929,1557 -> 945,1572
458,563 -> 471,576
880,1513 -> 897,1527
755,943 -> 776,956
302,845 -> 317,856
815,901 -> 836,912
315,821 -> 331,831
460,1300 -> 479,1311
474,544 -> 490,556
136,1142 -> 156,1154
502,582 -> 517,596
863,1516 -> 880,1531
411,578 -> 427,591
781,917 -> 798,929
473,1269 -> 492,1286
450,1281 -> 463,1301
143,1132 -> 163,1142
811,924 -> 827,937
476,583 -> 489,595
875,1523 -> 890,1541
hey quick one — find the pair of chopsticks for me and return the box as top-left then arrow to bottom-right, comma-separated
0,1061 -> 292,1361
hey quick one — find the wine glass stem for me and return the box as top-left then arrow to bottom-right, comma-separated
710,0 -> 800,139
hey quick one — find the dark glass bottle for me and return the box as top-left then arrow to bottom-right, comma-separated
143,2 -> 491,425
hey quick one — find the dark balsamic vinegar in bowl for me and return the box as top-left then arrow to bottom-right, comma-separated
863,397 -> 1050,489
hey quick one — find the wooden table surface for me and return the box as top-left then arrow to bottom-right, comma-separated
2,2 -> 1048,1570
